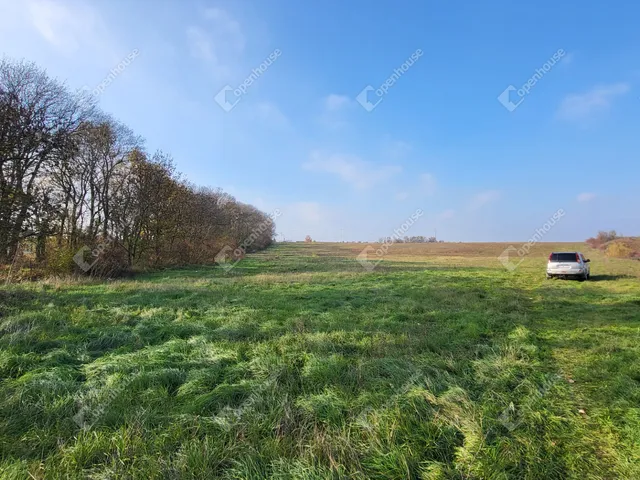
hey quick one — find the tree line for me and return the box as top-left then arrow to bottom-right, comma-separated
0,58 -> 275,277
377,236 -> 441,244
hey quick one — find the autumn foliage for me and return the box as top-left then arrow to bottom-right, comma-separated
0,58 -> 274,278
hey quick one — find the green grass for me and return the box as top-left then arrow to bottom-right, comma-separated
1,242 -> 639,479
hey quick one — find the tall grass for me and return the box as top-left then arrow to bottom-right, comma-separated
0,243 -> 639,478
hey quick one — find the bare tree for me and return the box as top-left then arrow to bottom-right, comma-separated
0,58 -> 92,261
1,56 -> 276,277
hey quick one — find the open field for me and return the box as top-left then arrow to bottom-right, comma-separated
1,242 -> 639,479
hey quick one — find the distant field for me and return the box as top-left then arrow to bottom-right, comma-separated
1,242 -> 639,479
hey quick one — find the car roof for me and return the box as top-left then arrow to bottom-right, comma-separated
551,251 -> 581,254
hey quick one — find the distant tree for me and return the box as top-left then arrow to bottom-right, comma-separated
586,230 -> 620,250
305,235 -> 312,243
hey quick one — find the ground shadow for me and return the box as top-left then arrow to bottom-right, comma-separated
587,274 -> 634,282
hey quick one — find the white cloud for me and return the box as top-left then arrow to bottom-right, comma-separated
303,151 -> 401,190
318,94 -> 352,129
469,190 -> 501,210
420,173 -> 437,196
385,140 -> 412,160
557,83 -> 630,121
393,172 -> 435,202
577,192 -> 596,202
324,94 -> 351,111
27,0 -> 77,50
27,0 -> 96,52
22,0 -> 114,59
203,8 -> 245,51
187,7 -> 245,79
252,102 -> 289,128
186,26 -> 215,61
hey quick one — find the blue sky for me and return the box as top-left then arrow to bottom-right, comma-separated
1,0 -> 638,242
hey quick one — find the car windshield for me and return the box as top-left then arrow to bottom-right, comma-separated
550,253 -> 579,262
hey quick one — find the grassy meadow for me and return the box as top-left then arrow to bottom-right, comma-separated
1,242 -> 639,479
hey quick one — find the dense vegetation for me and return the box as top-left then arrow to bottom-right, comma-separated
0,242 -> 638,478
0,58 -> 274,279
586,231 -> 640,259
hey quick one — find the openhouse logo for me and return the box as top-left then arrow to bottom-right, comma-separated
498,208 -> 565,272
83,49 -> 140,97
357,209 -> 424,271
356,49 -> 423,112
497,49 -> 566,112
215,49 -> 282,112
214,209 -> 282,272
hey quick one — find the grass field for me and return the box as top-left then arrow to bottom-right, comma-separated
1,242 -> 639,479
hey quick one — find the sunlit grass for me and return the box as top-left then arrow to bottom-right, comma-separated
1,242 -> 639,478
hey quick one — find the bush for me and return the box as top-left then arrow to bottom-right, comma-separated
606,242 -> 634,259
78,240 -> 131,278
586,230 -> 619,250
45,247 -> 77,276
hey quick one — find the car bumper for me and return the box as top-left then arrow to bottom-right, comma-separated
547,269 -> 585,276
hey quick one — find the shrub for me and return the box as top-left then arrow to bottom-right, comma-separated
81,242 -> 131,278
606,242 -> 633,259
45,247 -> 77,276
586,230 -> 619,250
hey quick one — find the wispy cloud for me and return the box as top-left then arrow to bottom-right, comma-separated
577,192 -> 596,202
557,83 -> 630,122
392,173 -> 435,201
187,7 -> 245,79
203,8 -> 245,51
251,102 -> 290,128
318,94 -> 353,129
303,151 -> 401,190
25,0 -> 114,59
384,140 -> 412,160
27,0 -> 83,51
186,26 -> 215,61
324,94 -> 351,111
561,52 -> 575,65
469,190 -> 501,210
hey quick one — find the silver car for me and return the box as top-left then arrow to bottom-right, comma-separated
546,252 -> 591,280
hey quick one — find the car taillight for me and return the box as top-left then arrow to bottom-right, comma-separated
548,253 -> 553,262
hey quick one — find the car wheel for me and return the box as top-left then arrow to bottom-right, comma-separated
546,273 -> 552,280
